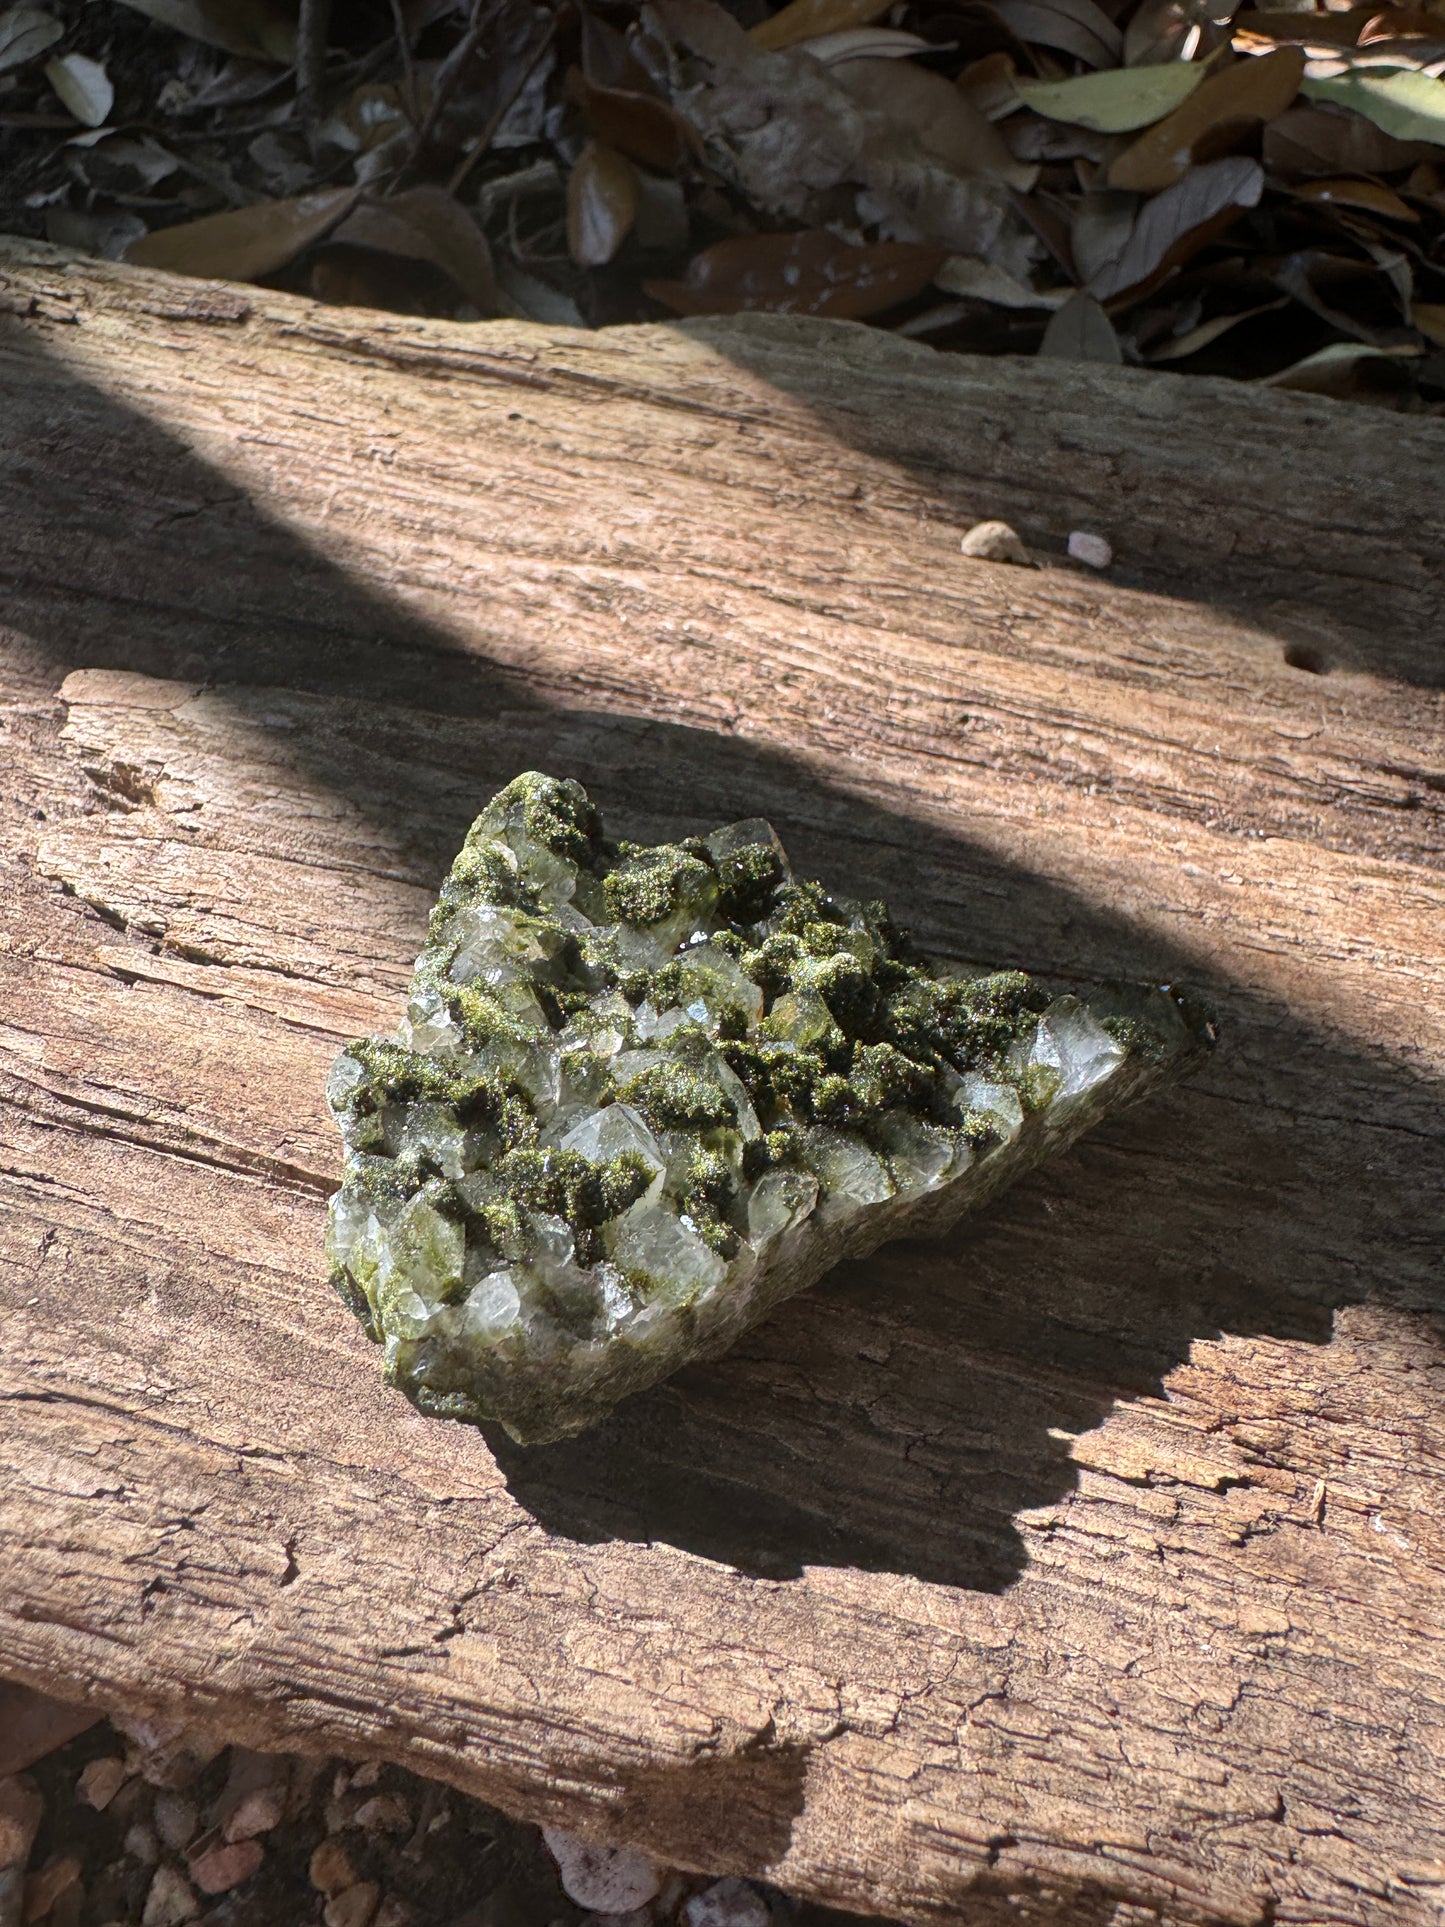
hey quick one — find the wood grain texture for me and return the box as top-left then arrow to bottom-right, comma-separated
1,238 -> 1442,1926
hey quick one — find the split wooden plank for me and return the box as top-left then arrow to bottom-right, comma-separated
0,239 -> 1443,1925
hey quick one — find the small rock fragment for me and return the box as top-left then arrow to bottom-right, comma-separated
1067,529 -> 1113,569
20,1854 -> 78,1923
284,1755 -> 328,1822
685,1878 -> 772,1927
309,1840 -> 357,1896
0,1688 -> 99,1778
541,1828 -> 662,1914
139,1866 -> 198,1927
0,1779 -> 42,1874
373,1900 -> 415,1927
76,1759 -> 128,1813
213,1749 -> 287,1844
123,1823 -> 160,1870
113,1718 -> 224,1792
349,1763 -> 383,1791
152,1793 -> 197,1853
354,1794 -> 410,1835
189,1839 -> 263,1897
959,519 -> 1032,564
324,1882 -> 381,1927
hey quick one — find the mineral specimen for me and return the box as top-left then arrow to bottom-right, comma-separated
326,773 -> 1215,1443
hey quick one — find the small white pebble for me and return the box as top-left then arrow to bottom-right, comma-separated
141,1864 -> 199,1927
354,1793 -> 410,1834
685,1878 -> 772,1927
124,1821 -> 160,1869
1067,530 -> 1113,569
223,1786 -> 285,1842
0,1775 -> 43,1873
960,520 -> 1032,565
153,1791 -> 197,1852
324,1881 -> 381,1927
541,1827 -> 663,1914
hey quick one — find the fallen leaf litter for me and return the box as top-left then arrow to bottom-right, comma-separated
0,0 -> 1442,403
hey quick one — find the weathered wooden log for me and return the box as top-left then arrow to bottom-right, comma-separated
1,238 -> 1442,1925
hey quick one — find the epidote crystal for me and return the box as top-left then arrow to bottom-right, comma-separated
326,773 -> 1215,1443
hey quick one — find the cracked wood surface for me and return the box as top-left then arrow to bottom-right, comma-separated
1,239 -> 1443,1926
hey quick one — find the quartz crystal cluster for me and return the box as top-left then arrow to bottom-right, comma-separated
326,774 -> 1214,1442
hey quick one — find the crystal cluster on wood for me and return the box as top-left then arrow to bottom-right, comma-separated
326,775 -> 1214,1443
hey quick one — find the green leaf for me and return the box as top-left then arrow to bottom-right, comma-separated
1300,68 -> 1445,148
1015,60 -> 1205,131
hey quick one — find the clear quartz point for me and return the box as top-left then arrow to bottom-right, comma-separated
325,773 -> 1215,1442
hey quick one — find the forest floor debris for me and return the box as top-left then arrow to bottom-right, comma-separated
0,0 -> 1441,405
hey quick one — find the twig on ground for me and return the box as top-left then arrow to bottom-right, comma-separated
296,0 -> 334,134
389,0 -> 494,193
388,0 -> 421,128
447,19 -> 559,199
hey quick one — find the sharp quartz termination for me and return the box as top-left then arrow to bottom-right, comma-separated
326,774 -> 1215,1443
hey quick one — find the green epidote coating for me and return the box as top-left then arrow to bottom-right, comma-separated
326,773 -> 1216,1443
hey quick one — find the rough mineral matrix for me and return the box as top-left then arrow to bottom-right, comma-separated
326,774 -> 1214,1443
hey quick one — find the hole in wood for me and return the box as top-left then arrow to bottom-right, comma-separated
1283,644 -> 1328,675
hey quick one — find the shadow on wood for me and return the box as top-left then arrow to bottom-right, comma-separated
2,323 -> 1436,1603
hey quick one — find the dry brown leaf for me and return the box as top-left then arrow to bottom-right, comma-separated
1088,155 -> 1264,301
567,141 -> 640,266
935,253 -> 1071,304
332,188 -> 497,312
646,229 -> 946,316
634,169 -> 690,248
571,73 -> 703,171
115,0 -> 296,63
994,0 -> 1122,68
1411,299 -> 1445,345
750,0 -> 893,54
1294,174 -> 1419,218
830,55 -> 1038,186
1274,247 -> 1419,347
580,9 -> 653,91
0,7 -> 61,76
1039,288 -> 1123,358
1144,294 -> 1287,356
125,188 -> 359,282
800,28 -> 941,61
1070,188 -> 1137,283
1108,50 -> 1303,193
1264,100 -> 1443,174
645,0 -> 1032,269
1262,338 -> 1420,394
956,50 -> 1023,119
